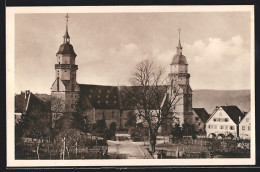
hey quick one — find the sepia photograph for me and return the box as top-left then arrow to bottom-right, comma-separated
6,6 -> 255,166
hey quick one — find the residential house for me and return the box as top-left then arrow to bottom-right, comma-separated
192,108 -> 210,134
206,106 -> 245,138
239,110 -> 251,139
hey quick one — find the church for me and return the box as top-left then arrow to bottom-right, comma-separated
50,14 -> 194,131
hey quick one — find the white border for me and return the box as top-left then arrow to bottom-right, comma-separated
6,5 -> 255,167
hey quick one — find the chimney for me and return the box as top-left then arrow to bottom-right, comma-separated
25,90 -> 30,99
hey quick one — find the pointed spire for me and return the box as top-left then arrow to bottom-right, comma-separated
63,13 -> 70,43
176,28 -> 182,54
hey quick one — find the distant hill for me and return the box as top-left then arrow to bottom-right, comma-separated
193,89 -> 251,114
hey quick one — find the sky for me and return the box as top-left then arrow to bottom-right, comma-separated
15,12 -> 251,94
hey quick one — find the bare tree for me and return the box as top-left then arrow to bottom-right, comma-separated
124,59 -> 182,152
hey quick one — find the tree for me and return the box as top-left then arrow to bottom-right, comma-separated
171,123 -> 183,142
124,110 -> 137,133
124,59 -> 182,152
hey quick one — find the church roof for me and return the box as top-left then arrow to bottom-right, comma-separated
79,84 -> 120,110
57,42 -> 77,57
171,54 -> 188,65
78,84 -> 168,110
193,108 -> 209,123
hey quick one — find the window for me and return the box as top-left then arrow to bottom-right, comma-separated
248,126 -> 251,130
198,123 -> 201,126
112,112 -> 114,119
230,126 -> 235,130
242,126 -> 245,130
213,118 -> 216,122
246,118 -> 249,122
105,101 -> 109,104
225,118 -> 229,122
220,125 -> 224,129
225,126 -> 228,130
195,117 -> 199,121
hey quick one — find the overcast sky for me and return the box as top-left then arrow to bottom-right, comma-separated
15,12 -> 251,94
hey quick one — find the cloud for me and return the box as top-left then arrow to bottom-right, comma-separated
183,35 -> 250,90
75,35 -> 251,90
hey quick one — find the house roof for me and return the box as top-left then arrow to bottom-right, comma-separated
193,108 -> 209,123
220,106 -> 245,124
15,91 -> 48,114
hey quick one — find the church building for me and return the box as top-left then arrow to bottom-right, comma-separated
50,14 -> 194,131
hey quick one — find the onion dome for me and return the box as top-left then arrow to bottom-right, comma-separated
171,54 -> 187,65
171,28 -> 187,65
57,42 -> 77,57
56,13 -> 77,57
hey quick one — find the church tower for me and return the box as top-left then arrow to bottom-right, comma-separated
168,29 -> 193,126
51,14 -> 80,114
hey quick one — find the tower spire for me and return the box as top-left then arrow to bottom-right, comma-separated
176,28 -> 182,54
63,13 -> 70,43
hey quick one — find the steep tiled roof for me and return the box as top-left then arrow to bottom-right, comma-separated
193,108 -> 209,123
119,86 -> 167,110
15,92 -> 30,113
78,84 -> 168,110
221,106 -> 245,124
79,84 -> 120,110
15,91 -> 48,114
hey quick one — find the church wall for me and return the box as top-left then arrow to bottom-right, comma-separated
61,69 -> 70,80
81,108 -> 95,124
65,92 -> 80,112
51,92 -> 66,112
174,96 -> 185,125
94,109 -> 121,129
121,110 -> 138,129
178,65 -> 188,73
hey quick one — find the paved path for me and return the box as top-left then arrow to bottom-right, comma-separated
107,140 -> 148,159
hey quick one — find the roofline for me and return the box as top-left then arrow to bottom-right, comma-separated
206,106 -> 239,125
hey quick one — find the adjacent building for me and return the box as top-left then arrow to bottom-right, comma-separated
239,110 -> 251,139
206,106 -> 245,138
15,90 -> 49,123
192,108 -> 210,134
